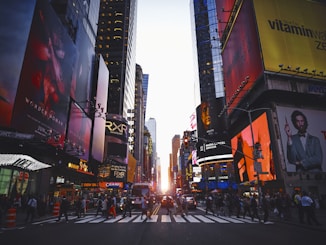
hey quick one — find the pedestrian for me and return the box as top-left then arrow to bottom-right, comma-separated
81,197 -> 86,217
25,195 -> 37,223
166,196 -> 173,215
175,194 -> 184,216
205,194 -> 215,216
57,196 -> 69,223
242,196 -> 251,219
261,193 -> 270,223
123,196 -> 132,218
108,196 -> 116,219
293,190 -> 304,223
233,193 -> 241,218
96,197 -> 103,216
75,197 -> 82,218
182,195 -> 189,216
140,196 -> 148,220
301,191 -> 322,226
147,195 -> 154,219
101,197 -> 108,218
250,194 -> 260,222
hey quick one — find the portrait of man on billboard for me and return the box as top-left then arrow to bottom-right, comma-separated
284,110 -> 323,172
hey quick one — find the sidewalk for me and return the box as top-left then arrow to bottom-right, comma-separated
0,207 -> 97,230
269,207 -> 326,231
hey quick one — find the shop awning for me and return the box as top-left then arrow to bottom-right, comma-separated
0,154 -> 52,171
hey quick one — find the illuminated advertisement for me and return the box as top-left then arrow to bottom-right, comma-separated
0,1 -> 35,127
91,55 -> 109,162
66,102 -> 91,161
253,0 -> 326,79
216,0 -> 236,40
276,106 -> 326,173
105,114 -> 129,165
71,24 -> 95,104
11,0 -> 76,144
222,0 -> 263,111
196,98 -> 233,164
231,113 -> 276,183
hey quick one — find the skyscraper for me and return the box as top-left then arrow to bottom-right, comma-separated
96,0 -> 137,119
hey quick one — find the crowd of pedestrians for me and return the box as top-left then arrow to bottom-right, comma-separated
200,190 -> 323,225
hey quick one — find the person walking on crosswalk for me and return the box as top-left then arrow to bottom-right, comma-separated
205,194 -> 215,216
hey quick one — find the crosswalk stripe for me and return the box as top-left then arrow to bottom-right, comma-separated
194,215 -> 215,223
37,214 -> 271,224
75,216 -> 97,223
161,215 -> 172,222
173,215 -> 187,223
184,215 -> 200,223
218,216 -> 244,223
118,215 -> 137,223
205,215 -> 230,223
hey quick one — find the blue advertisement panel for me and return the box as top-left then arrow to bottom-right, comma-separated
11,0 -> 76,146
0,1 -> 36,127
276,106 -> 326,173
70,23 -> 95,106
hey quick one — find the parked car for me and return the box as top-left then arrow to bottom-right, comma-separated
161,195 -> 174,208
182,194 -> 197,209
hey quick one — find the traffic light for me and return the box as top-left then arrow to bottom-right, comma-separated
184,136 -> 189,149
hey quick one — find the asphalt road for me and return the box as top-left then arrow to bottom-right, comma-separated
1,204 -> 324,245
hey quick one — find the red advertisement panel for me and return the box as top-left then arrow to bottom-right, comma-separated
231,113 -> 276,183
222,0 -> 263,112
11,0 -> 76,144
66,102 -> 91,161
276,106 -> 326,173
0,1 -> 35,127
216,0 -> 236,40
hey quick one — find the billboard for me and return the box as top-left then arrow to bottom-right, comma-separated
231,112 -> 276,183
216,0 -> 236,40
11,0 -> 76,144
105,114 -> 129,165
276,106 -> 326,173
196,98 -> 233,164
253,0 -> 326,79
222,0 -> 263,111
0,1 -> 36,127
70,23 -> 95,105
66,102 -> 92,161
91,55 -> 109,162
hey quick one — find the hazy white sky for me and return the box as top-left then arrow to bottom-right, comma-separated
136,0 -> 200,177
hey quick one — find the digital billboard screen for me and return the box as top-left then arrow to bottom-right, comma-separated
222,0 -> 263,111
0,1 -> 35,127
231,112 -> 276,183
11,0 -> 76,144
66,102 -> 91,161
196,98 -> 233,164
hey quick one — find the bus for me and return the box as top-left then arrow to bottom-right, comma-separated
130,182 -> 152,208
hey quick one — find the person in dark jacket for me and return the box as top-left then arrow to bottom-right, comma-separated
57,196 -> 70,223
